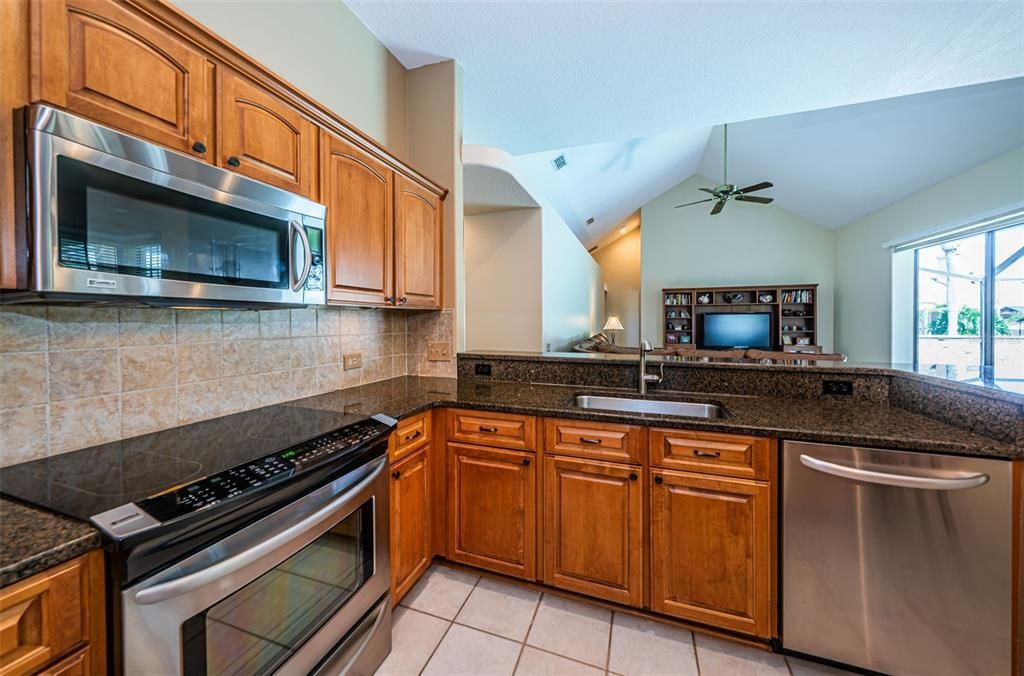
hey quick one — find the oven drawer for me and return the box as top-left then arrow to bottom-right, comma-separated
649,428 -> 774,480
446,409 -> 536,451
390,412 -> 431,464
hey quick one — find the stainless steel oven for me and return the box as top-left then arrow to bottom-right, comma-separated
11,104 -> 326,308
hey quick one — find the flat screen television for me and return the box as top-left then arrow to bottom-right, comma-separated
700,313 -> 772,349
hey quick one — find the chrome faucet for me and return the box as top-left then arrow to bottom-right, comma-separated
639,340 -> 663,395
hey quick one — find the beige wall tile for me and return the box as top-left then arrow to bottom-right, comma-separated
122,345 -> 176,392
0,405 -> 49,466
119,308 -> 175,346
222,340 -> 260,376
177,343 -> 222,384
1,352 -> 48,407
50,395 -> 121,453
0,308 -> 48,352
221,310 -> 260,340
293,367 -> 319,398
48,307 -> 119,350
177,380 -> 224,424
176,310 -> 222,343
290,308 -> 318,337
220,375 -> 262,415
259,310 -> 291,339
50,348 -> 120,401
122,387 -> 179,438
317,336 -> 342,365
258,370 -> 294,406
316,364 -> 342,393
290,337 -> 318,368
317,308 -> 342,336
259,339 -> 291,372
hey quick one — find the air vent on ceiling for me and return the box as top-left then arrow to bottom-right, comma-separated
551,154 -> 567,171
585,217 -> 595,226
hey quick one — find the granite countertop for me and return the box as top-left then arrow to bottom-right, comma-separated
0,497 -> 101,587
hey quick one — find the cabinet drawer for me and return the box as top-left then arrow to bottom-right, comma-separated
446,409 -> 535,451
390,412 -> 431,464
37,646 -> 89,676
543,418 -> 642,464
650,429 -> 774,480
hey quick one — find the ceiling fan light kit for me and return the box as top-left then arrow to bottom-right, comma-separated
675,123 -> 775,215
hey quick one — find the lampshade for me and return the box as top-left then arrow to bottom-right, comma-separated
603,316 -> 624,331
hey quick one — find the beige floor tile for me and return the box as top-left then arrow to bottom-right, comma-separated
513,647 -> 604,676
786,656 -> 857,675
400,565 -> 480,620
456,577 -> 541,641
374,607 -> 450,676
525,595 -> 611,668
421,623 -> 521,676
608,612 -> 698,676
694,634 -> 789,676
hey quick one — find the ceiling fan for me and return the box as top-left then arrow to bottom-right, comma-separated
675,123 -> 774,216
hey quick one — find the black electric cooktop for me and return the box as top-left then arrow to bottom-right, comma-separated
0,402 -> 374,524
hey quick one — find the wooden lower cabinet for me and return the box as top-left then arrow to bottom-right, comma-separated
448,442 -> 536,579
542,456 -> 643,606
389,446 -> 432,604
650,468 -> 772,638
0,550 -> 104,676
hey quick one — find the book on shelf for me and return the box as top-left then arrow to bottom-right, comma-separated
781,289 -> 813,304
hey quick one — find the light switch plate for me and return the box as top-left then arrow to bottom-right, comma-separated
343,353 -> 362,370
427,342 -> 451,362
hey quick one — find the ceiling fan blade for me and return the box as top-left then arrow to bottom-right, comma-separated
698,188 -> 716,195
737,181 -> 773,194
710,200 -> 725,215
674,198 -> 714,208
735,195 -> 774,204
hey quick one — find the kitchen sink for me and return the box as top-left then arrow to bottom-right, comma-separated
572,395 -> 727,418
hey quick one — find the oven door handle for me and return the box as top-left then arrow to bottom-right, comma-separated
133,456 -> 386,606
289,219 -> 313,291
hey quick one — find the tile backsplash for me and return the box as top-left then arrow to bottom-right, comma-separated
0,305 -> 454,466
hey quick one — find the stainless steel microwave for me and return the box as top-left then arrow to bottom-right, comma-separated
8,105 -> 326,308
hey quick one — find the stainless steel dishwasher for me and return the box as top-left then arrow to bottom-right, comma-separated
782,441 -> 1015,676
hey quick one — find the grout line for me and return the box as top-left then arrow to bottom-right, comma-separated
511,589 -> 544,674
692,630 -> 701,676
416,570 -> 482,676
605,610 -> 615,673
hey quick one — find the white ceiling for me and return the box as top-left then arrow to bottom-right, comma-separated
346,0 -> 1023,155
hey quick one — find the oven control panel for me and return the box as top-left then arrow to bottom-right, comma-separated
136,417 -> 392,522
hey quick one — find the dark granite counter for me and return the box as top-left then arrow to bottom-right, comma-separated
0,497 -> 100,587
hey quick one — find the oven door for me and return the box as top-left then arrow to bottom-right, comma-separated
122,456 -> 390,676
26,106 -> 326,307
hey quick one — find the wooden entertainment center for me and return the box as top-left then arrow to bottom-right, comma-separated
662,284 -> 818,350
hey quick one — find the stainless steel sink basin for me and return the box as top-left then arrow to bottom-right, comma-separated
572,395 -> 727,418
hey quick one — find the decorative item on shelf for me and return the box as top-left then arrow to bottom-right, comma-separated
783,335 -> 793,345
666,310 -> 677,319
792,310 -> 807,317
724,292 -> 747,304
697,293 -> 712,304
796,337 -> 812,346
666,322 -> 677,331
758,293 -> 775,303
603,315 -> 625,344
680,335 -> 692,344
666,334 -> 679,343
678,309 -> 690,318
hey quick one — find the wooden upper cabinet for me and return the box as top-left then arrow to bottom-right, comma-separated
217,69 -> 316,197
542,456 -> 643,606
33,0 -> 212,156
321,131 -> 394,305
394,175 -> 442,309
650,469 -> 772,638
448,442 -> 536,579
390,446 -> 432,605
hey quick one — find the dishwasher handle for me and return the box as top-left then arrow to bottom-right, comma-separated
799,454 -> 990,491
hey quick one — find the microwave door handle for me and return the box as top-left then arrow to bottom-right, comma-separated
289,219 -> 313,291
799,454 -> 990,491
133,456 -> 385,606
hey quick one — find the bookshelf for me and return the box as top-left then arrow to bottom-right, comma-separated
662,284 -> 818,349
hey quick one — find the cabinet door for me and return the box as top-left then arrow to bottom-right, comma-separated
394,175 -> 442,309
650,469 -> 772,637
218,69 -> 316,197
34,0 -> 212,156
448,443 -> 536,579
542,456 -> 643,606
390,447 -> 431,604
321,131 -> 394,306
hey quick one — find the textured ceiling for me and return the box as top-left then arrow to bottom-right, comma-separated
346,0 -> 1023,154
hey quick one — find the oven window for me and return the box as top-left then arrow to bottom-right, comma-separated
56,156 -> 289,288
181,500 -> 375,675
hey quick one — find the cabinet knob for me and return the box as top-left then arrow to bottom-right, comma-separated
227,156 -> 241,167
522,458 -> 531,466
192,141 -> 207,154
399,296 -> 408,305
391,470 -> 401,479
654,475 -> 663,484
385,296 -> 395,304
629,472 -> 638,481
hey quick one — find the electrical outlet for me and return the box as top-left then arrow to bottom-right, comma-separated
823,380 -> 854,396
427,342 -> 451,362
343,353 -> 362,370
474,363 -> 492,376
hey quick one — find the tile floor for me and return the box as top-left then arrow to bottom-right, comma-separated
375,564 -> 856,676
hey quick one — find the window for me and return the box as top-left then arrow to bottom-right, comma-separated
914,222 -> 1024,392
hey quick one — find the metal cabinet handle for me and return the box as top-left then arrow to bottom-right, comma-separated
522,458 -> 531,466
227,155 -> 241,167
191,141 -> 207,154
629,472 -> 638,481
579,437 -> 603,445
654,475 -> 664,484
391,470 -> 401,479
479,426 -> 498,433
799,454 -> 990,491
404,430 -> 422,442
693,449 -> 720,458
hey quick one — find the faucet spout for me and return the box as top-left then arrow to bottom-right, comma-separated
638,340 -> 662,395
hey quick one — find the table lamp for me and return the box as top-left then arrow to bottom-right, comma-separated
603,315 -> 625,344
